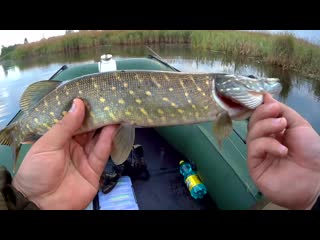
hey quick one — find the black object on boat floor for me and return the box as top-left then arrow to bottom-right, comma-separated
132,128 -> 218,210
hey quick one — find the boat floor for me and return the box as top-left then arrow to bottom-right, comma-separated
123,128 -> 217,210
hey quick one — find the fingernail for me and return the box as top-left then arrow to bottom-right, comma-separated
272,117 -> 283,125
279,145 -> 288,155
69,100 -> 76,112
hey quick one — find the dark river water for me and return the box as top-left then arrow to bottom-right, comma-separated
1,45 -> 320,133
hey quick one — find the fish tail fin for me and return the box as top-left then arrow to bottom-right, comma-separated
0,123 -> 21,173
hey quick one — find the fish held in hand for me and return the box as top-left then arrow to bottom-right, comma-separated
0,70 -> 282,171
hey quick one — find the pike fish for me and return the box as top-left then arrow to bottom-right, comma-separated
0,70 -> 282,170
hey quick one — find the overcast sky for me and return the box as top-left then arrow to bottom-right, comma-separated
258,30 -> 320,44
0,30 -> 67,47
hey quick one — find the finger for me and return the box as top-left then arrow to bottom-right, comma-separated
278,102 -> 311,129
248,93 -> 281,130
88,125 -> 119,175
263,93 -> 276,104
38,99 -> 85,150
84,131 -> 100,156
83,129 -> 106,156
74,131 -> 95,147
247,137 -> 288,171
273,128 -> 286,143
247,117 -> 287,143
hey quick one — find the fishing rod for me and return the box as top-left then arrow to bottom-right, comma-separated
145,46 -> 180,72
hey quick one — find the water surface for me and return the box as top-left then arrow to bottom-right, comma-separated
1,45 -> 319,133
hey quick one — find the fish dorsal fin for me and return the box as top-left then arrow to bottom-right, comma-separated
20,80 -> 61,111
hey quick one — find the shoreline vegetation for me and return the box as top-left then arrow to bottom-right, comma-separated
1,30 -> 320,79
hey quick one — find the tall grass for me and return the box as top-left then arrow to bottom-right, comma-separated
2,30 -> 320,79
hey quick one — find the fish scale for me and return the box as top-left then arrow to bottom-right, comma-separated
17,72 -> 219,135
0,70 -> 282,171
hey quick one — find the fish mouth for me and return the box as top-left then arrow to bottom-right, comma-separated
212,74 -> 282,119
217,91 -> 249,109
217,90 -> 264,110
213,89 -> 257,119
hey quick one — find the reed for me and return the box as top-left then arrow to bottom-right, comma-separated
2,30 -> 320,78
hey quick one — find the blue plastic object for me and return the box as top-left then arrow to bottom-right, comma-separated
179,160 -> 207,199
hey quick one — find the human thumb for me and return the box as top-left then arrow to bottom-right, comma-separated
39,98 -> 85,150
263,93 -> 277,104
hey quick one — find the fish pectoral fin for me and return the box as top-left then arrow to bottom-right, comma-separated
11,141 -> 22,174
21,133 -> 42,144
20,80 -> 61,111
111,125 -> 135,165
213,112 -> 233,149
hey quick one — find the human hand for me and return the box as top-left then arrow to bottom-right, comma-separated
12,99 -> 118,210
247,93 -> 320,210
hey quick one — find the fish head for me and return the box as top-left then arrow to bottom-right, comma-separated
212,74 -> 282,120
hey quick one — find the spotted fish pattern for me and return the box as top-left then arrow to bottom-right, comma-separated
21,71 -> 225,136
0,70 -> 282,171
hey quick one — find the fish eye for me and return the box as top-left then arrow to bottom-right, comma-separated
247,75 -> 257,79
